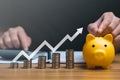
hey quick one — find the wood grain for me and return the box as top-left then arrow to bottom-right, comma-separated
0,54 -> 120,80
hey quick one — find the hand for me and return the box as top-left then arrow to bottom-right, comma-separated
0,26 -> 31,50
87,12 -> 120,52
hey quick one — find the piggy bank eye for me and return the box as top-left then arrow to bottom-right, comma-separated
104,44 -> 107,47
92,44 -> 95,48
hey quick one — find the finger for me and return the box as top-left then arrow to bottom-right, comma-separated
99,17 -> 120,36
8,28 -> 20,48
98,12 -> 114,33
95,15 -> 103,27
94,16 -> 104,36
109,17 -> 120,31
0,38 -> 7,49
27,36 -> 32,47
112,23 -> 120,37
87,23 -> 98,36
98,24 -> 115,37
3,32 -> 13,48
114,35 -> 120,43
87,15 -> 103,36
17,27 -> 29,50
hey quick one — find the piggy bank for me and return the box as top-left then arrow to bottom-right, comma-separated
83,34 -> 115,69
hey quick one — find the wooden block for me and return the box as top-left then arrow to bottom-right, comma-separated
10,62 -> 19,69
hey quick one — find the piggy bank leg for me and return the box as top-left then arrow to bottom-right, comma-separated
102,65 -> 110,69
87,64 -> 95,69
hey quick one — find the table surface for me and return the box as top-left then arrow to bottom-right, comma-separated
0,54 -> 120,80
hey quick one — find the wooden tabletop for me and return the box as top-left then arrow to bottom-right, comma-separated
0,54 -> 120,80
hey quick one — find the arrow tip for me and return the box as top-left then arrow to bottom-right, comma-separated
77,27 -> 83,33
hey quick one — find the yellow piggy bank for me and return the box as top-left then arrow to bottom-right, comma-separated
83,34 -> 115,69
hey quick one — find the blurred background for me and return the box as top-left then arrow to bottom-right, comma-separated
0,0 -> 119,51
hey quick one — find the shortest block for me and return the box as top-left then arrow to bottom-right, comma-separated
10,62 -> 19,69
23,59 -> 32,69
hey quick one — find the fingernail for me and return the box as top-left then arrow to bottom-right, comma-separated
98,29 -> 103,33
24,47 -> 28,51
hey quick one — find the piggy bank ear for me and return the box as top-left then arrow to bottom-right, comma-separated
104,34 -> 113,42
86,34 -> 95,42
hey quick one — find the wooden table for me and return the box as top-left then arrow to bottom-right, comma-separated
0,54 -> 120,80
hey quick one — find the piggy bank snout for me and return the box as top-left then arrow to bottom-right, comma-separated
94,50 -> 106,60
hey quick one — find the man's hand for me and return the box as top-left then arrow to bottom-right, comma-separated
0,26 -> 31,50
87,12 -> 120,52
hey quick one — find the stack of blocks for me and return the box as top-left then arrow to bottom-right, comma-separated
66,49 -> 74,69
38,56 -> 46,69
10,49 -> 74,69
23,59 -> 32,69
52,53 -> 60,69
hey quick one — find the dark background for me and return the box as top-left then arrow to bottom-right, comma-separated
0,0 -> 119,51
